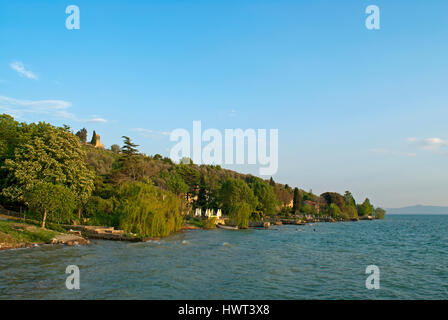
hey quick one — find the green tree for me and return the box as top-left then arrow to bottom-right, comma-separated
302,203 -> 312,214
219,179 -> 257,228
328,203 -> 342,218
374,207 -> 386,219
2,125 -> 95,214
85,195 -> 117,226
345,205 -> 358,219
167,173 -> 189,196
25,183 -> 76,227
358,198 -> 374,217
91,130 -> 98,145
249,178 -> 277,215
293,187 -> 303,213
197,175 -> 208,209
0,114 -> 23,163
231,202 -> 252,229
121,136 -> 139,157
343,191 -> 356,207
175,163 -> 201,190
116,181 -> 183,237
343,191 -> 358,219
321,192 -> 345,212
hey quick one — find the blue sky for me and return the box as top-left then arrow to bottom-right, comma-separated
1,0 -> 447,207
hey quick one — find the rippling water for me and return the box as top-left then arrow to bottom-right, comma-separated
1,215 -> 447,299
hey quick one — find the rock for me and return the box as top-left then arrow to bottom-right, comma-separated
69,229 -> 82,236
50,234 -> 89,246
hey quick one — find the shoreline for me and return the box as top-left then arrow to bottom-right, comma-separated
0,213 -> 380,252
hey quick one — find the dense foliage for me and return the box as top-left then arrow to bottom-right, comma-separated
0,114 -> 385,236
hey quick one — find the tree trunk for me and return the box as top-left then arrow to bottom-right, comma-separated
42,208 -> 47,228
78,208 -> 82,224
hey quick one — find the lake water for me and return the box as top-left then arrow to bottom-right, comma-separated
1,215 -> 447,299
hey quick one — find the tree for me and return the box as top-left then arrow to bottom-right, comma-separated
25,183 -> 76,227
219,179 -> 257,228
249,178 -> 277,215
91,130 -> 98,145
345,205 -> 358,219
176,163 -> 201,190
374,207 -> 386,219
2,125 -> 95,216
0,114 -> 23,163
116,181 -> 183,237
110,144 -> 121,153
302,203 -> 312,214
269,177 -> 275,187
358,198 -> 374,217
196,175 -> 208,209
343,191 -> 356,207
75,128 -> 87,143
293,187 -> 303,212
167,174 -> 189,196
343,191 -> 358,219
274,185 -> 293,208
328,203 -> 342,218
0,114 -> 25,189
231,202 -> 252,229
303,190 -> 317,201
321,192 -> 345,212
121,136 -> 139,157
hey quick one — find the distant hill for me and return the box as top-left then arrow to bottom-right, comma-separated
386,205 -> 448,215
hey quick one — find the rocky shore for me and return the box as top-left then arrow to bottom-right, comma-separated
0,214 -> 90,251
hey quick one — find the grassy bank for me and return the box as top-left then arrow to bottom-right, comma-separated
0,218 -> 59,250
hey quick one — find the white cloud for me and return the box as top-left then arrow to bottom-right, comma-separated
134,128 -> 153,134
370,148 -> 416,157
10,61 -> 38,80
0,95 -> 108,124
0,95 -> 74,119
87,117 -> 108,123
133,128 -> 170,138
406,137 -> 448,152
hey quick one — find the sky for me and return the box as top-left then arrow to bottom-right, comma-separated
1,0 -> 447,208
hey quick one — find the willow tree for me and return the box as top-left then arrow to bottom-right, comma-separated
2,124 -> 95,221
116,181 -> 184,237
